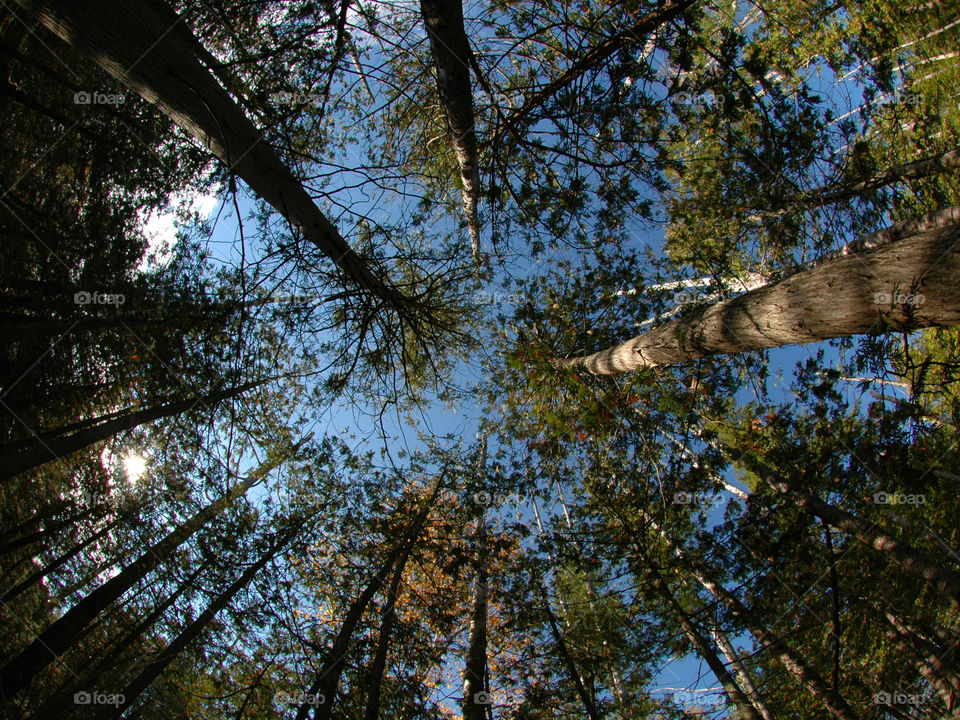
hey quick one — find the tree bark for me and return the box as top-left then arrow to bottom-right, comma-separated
13,0 -> 409,307
541,592 -> 603,720
558,217 -> 960,374
0,378 -> 269,481
712,623 -> 774,720
297,476 -> 444,720
98,527 -> 298,718
0,442 -> 302,697
420,0 -> 482,265
461,518 -> 488,720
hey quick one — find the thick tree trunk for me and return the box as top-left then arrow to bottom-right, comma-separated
0,378 -> 269,481
298,477 -> 443,720
13,0 -> 408,307
558,217 -> 960,374
420,0 -> 482,265
0,443 -> 301,697
99,527 -> 297,718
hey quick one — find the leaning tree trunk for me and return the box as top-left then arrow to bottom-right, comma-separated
727,445 -> 960,609
297,476 -> 444,720
0,378 -> 270,481
13,0 -> 408,308
712,622 -> 775,720
558,215 -> 960,374
631,509 -> 859,720
643,560 -> 763,720
540,589 -> 603,720
420,0 -> 482,266
99,526 -> 299,719
0,440 -> 303,698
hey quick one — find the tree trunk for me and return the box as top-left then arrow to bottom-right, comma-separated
712,623 -> 774,720
462,518 -> 488,720
558,217 -> 960,374
644,561 -> 763,720
419,0 -> 482,266
731,447 -> 960,609
29,565 -> 205,720
297,476 -> 444,720
633,510 -> 859,720
881,609 -> 960,712
98,527 -> 298,718
13,0 -> 409,307
541,591 -> 603,720
0,378 -> 269,481
0,441 -> 302,697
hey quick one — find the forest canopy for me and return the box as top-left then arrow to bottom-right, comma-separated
1,0 -> 959,718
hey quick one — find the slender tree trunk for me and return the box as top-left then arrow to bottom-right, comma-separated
29,565 -> 205,720
462,517 -> 488,720
362,521 -> 421,720
881,609 -> 960,712
98,527 -> 298,718
419,0 -> 482,266
540,591 -> 603,720
0,515 -> 124,603
712,623 -> 774,720
631,510 -> 859,720
558,217 -> 960,374
730,446 -> 960,608
13,0 -> 409,307
0,378 -> 269,481
643,560 -> 762,720
297,477 -> 444,720
0,442 -> 301,697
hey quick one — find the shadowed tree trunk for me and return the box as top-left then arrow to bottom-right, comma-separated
0,378 -> 271,481
558,217 -> 960,374
13,0 -> 410,307
297,476 -> 444,720
712,623 -> 774,720
461,517 -> 488,720
0,440 -> 304,697
540,589 -> 603,720
99,526 -> 300,718
420,0 -> 482,266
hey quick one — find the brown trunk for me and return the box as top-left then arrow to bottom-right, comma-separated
558,218 -> 960,374
0,440 -> 304,697
419,0 -> 482,265
541,593 -> 603,720
13,0 -> 408,307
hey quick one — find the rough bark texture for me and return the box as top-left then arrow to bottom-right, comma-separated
420,0 -> 482,265
713,624 -> 774,720
558,219 -> 960,374
461,521 -> 488,720
14,0 -> 407,306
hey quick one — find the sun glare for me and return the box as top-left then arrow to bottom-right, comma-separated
122,453 -> 148,482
